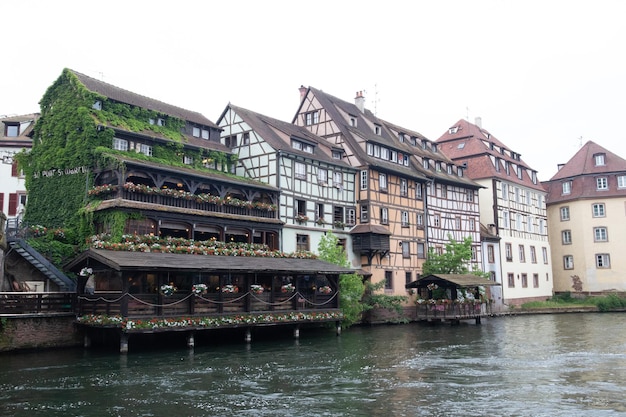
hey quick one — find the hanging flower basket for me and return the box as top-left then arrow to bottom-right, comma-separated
192,284 -> 208,295
281,283 -> 295,293
160,284 -> 177,296
80,267 -> 93,277
251,285 -> 264,294
318,286 -> 332,294
222,284 -> 239,293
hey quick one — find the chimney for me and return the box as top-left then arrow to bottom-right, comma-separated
488,223 -> 497,235
474,117 -> 482,128
355,91 -> 365,113
299,85 -> 307,101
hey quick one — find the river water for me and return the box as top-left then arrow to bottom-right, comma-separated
1,313 -> 625,417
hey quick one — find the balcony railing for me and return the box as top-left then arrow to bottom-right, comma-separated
0,292 -> 75,314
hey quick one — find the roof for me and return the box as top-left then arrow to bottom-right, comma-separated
223,104 -> 353,168
350,224 -> 392,235
435,119 -> 546,192
548,140 -> 626,181
405,273 -> 500,289
69,69 -> 219,129
66,249 -> 354,275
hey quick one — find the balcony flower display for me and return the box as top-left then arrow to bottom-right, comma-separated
427,283 -> 439,291
281,283 -> 295,293
88,184 -> 119,196
192,284 -> 208,295
160,284 -> 177,296
80,267 -> 93,277
295,214 -> 309,223
222,284 -> 239,293
250,284 -> 264,294
318,286 -> 332,294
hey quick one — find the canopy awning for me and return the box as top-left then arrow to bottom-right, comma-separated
405,273 -> 501,289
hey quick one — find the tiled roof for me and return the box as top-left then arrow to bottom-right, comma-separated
548,140 -> 626,180
436,118 -> 545,191
226,104 -> 352,168
69,69 -> 218,129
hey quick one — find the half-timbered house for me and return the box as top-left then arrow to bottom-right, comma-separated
216,104 -> 357,258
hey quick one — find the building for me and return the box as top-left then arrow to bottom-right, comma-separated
436,118 -> 553,306
216,104 -> 357,257
294,88 -> 482,304
543,141 -> 626,294
0,114 -> 36,222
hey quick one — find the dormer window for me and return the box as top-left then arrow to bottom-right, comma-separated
398,133 -> 405,142
594,153 -> 606,166
92,101 -> 102,110
421,140 -> 428,150
423,159 -> 430,170
449,126 -> 459,134
157,118 -> 164,126
375,125 -> 382,135
4,122 -> 19,137
332,150 -> 342,160
410,136 -> 416,146
447,165 -> 453,175
432,143 -> 438,153
349,116 -> 357,127
183,155 -> 194,165
292,139 -> 314,153
193,127 -> 200,137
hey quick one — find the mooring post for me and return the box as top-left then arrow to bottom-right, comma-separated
245,328 -> 252,343
336,321 -> 342,336
120,333 -> 129,354
187,331 -> 195,349
293,325 -> 300,340
84,334 -> 92,348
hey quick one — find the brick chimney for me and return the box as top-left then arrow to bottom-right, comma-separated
299,85 -> 307,101
475,117 -> 482,128
355,91 -> 365,113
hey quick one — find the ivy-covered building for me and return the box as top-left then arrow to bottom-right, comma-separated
7,69 -> 348,351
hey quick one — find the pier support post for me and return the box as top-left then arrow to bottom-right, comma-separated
187,331 -> 195,349
336,321 -> 342,336
120,333 -> 129,354
293,325 -> 300,340
84,334 -> 92,348
245,328 -> 252,343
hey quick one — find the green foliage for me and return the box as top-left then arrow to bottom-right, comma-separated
422,235 -> 489,278
591,294 -> 626,312
317,231 -> 365,328
362,280 -> 408,323
521,293 -> 626,312
26,230 -> 80,269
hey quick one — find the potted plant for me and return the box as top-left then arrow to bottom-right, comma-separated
192,283 -> 208,295
160,283 -> 177,296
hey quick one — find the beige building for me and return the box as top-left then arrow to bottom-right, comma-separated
543,141 -> 626,293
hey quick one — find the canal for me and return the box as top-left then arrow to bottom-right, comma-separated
1,313 -> 625,416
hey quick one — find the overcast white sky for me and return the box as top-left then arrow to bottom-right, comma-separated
2,0 -> 625,181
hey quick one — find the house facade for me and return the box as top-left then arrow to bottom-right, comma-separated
216,104 -> 357,257
436,118 -> 553,305
543,141 -> 626,293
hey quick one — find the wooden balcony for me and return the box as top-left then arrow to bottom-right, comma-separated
0,292 -> 75,315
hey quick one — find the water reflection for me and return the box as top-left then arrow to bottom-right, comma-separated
0,313 -> 625,416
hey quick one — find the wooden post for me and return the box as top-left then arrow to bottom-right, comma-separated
120,333 -> 129,354
84,334 -> 92,348
187,331 -> 195,349
293,325 -> 300,339
244,328 -> 252,343
336,321 -> 342,336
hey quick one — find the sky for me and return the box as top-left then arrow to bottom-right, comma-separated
2,0 -> 625,181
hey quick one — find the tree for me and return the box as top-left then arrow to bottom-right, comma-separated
317,231 -> 364,328
422,235 -> 488,277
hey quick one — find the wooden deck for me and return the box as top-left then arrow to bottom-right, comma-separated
414,302 -> 494,324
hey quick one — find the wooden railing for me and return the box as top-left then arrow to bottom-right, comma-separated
77,291 -> 339,318
0,292 -> 75,315
102,191 -> 277,219
415,302 -> 493,321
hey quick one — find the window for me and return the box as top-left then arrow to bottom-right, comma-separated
295,162 -> 307,180
416,212 -> 424,228
564,255 -> 574,269
516,213 -> 522,230
8,193 -> 18,216
469,218 -> 475,231
416,183 -> 423,200
519,245 -> 526,262
224,135 -> 236,147
333,206 -> 344,224
242,132 -> 250,145
596,254 -> 610,268
5,123 -> 19,136
332,150 -> 342,160
560,206 -> 570,221
505,243 -> 512,261
508,273 -> 515,288
360,205 -> 369,222
405,271 -> 412,285
112,138 -> 128,151
11,161 -> 20,177
350,116 -> 357,127
360,171 -> 368,190
346,208 -> 356,225
533,274 -> 539,288
515,187 -> 521,203
527,216 -> 533,232
333,172 -> 343,188
402,241 -> 410,258
433,214 -> 440,228
304,111 -> 319,125
455,217 -> 461,230
526,190 -> 531,206
318,168 -> 328,185
530,246 -> 537,263
594,227 -> 608,242
384,271 -> 393,290
618,175 -> 626,189
201,129 -> 209,140
92,100 -> 102,110
292,140 -> 314,153
183,155 -> 194,165
316,203 -> 324,222
503,211 -> 510,229
596,177 -> 608,190
139,144 -> 152,156
501,183 -> 508,200
400,179 -> 408,196
375,125 -> 381,135
594,153 -> 606,166
487,245 -> 495,263
296,234 -> 310,251
295,199 -> 306,216
562,230 -> 572,244
471,246 -> 477,262
542,247 -> 548,264
417,243 -> 425,259
380,207 -> 389,224
539,219 -> 546,235
379,173 -> 387,191
193,127 -> 200,137
423,159 -> 429,170
401,211 -> 409,227
562,181 -> 571,194
521,274 -> 528,288
592,203 -> 605,217
466,189 -> 474,202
